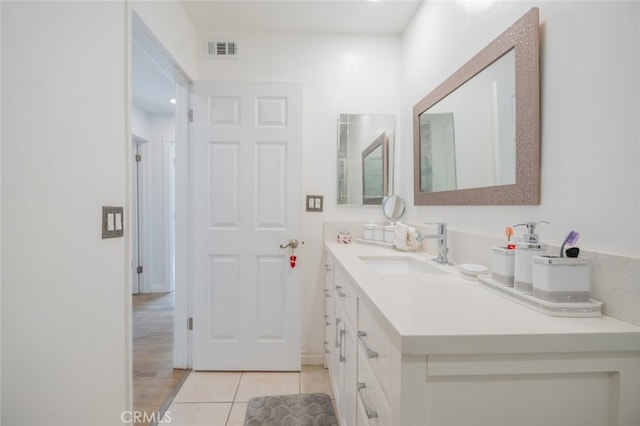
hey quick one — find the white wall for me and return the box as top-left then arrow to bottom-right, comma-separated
1,2 -> 129,424
132,107 -> 175,294
401,1 -> 640,257
144,114 -> 175,293
197,31 -> 403,359
132,0 -> 198,81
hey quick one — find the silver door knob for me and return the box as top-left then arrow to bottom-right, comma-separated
279,239 -> 299,249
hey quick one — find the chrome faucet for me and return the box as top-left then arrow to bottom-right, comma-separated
417,223 -> 448,264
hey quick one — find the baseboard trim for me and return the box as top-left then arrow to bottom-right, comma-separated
302,351 -> 325,366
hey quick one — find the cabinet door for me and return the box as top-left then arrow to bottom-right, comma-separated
323,257 -> 334,371
332,306 -> 345,408
357,349 -> 392,426
334,264 -> 357,327
358,302 -> 392,401
333,302 -> 358,426
342,317 -> 358,426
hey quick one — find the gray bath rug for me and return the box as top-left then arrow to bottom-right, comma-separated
244,392 -> 337,426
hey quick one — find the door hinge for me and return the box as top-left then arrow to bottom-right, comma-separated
135,154 -> 142,162
136,265 -> 143,274
187,317 -> 193,330
188,109 -> 193,122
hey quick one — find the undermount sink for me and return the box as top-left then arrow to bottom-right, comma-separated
359,255 -> 448,275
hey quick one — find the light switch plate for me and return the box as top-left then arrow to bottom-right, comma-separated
102,206 -> 124,238
306,195 -> 323,212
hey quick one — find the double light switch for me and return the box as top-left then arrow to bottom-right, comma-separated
102,206 -> 124,238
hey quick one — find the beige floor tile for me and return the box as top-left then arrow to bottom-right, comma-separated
300,365 -> 334,398
226,402 -> 248,426
234,371 -> 300,402
173,371 -> 241,403
166,402 -> 231,426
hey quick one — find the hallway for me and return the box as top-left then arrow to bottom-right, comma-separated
132,293 -> 188,422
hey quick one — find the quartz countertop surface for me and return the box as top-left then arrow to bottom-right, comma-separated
325,241 -> 640,355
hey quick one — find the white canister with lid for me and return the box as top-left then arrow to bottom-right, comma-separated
363,224 -> 375,241
383,225 -> 395,243
372,225 -> 383,242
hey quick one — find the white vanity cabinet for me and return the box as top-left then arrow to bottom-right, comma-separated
323,242 -> 640,426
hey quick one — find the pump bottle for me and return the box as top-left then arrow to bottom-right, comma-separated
513,221 -> 548,294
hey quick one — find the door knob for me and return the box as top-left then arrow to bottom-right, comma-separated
279,239 -> 299,249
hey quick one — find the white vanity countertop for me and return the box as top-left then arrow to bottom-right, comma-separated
325,241 -> 640,356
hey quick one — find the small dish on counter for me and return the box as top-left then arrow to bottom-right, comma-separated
459,263 -> 488,281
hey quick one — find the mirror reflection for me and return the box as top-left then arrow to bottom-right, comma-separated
337,114 -> 395,205
362,133 -> 388,204
419,49 -> 515,193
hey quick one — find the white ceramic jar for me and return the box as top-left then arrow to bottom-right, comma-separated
383,225 -> 395,243
373,225 -> 383,242
363,224 -> 375,241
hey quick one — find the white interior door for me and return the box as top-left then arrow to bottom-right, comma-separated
191,81 -> 302,371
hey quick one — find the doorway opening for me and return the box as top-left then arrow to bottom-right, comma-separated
130,11 -> 190,420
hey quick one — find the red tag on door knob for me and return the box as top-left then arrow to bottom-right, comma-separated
290,255 -> 297,268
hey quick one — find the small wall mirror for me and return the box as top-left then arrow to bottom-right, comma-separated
382,195 -> 406,221
338,114 -> 395,205
413,8 -> 540,205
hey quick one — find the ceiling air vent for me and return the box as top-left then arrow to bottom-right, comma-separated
206,40 -> 238,59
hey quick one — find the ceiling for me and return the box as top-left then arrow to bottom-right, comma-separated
180,0 -> 423,34
132,0 -> 423,115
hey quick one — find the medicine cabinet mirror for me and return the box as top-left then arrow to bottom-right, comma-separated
413,7 -> 540,205
337,114 -> 395,205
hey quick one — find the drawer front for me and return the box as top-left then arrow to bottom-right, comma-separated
357,350 -> 392,426
334,264 -> 358,329
358,303 -> 392,400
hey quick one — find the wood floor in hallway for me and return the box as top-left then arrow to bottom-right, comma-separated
132,292 -> 188,425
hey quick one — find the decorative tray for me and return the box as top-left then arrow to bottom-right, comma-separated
478,275 -> 602,317
355,239 -> 394,248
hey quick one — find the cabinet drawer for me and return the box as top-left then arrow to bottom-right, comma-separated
358,303 -> 392,400
334,264 -> 358,329
357,350 -> 391,426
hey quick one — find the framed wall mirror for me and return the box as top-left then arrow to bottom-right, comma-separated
413,8 -> 540,205
337,114 -> 395,205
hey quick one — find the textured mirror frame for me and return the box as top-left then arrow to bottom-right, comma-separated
413,7 -> 540,205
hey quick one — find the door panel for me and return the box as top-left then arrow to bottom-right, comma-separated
191,81 -> 302,371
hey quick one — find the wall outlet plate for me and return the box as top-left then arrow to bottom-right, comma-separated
102,206 -> 124,238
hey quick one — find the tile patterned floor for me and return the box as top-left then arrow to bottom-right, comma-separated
166,366 -> 334,425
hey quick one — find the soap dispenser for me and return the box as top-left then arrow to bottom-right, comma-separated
513,221 -> 548,294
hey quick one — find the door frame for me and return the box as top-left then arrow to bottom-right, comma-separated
130,11 -> 192,368
173,80 -> 191,368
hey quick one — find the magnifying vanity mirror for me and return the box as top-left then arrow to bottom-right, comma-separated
337,114 -> 395,205
382,195 -> 406,222
413,8 -> 540,205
